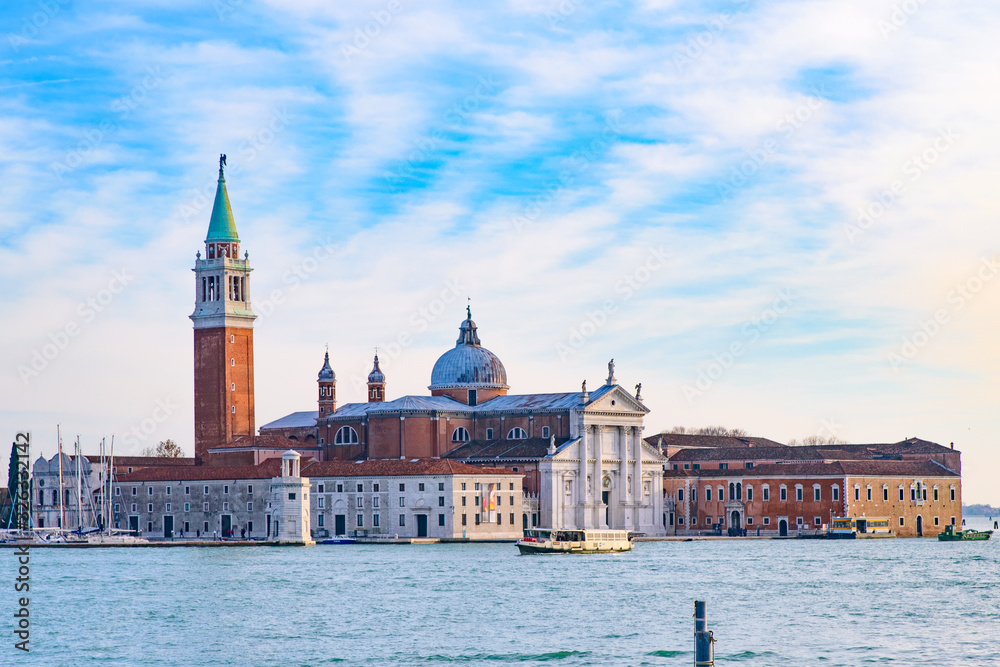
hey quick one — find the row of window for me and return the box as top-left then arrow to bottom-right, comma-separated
122,484 -> 254,497
677,483 -> 841,503
852,484 -> 955,502
130,502 -> 255,513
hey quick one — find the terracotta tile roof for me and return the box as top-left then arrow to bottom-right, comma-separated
444,437 -> 569,461
302,459 -> 515,478
207,435 -> 319,451
116,459 -> 283,482
85,456 -> 197,466
646,433 -> 787,449
673,460 -> 958,478
669,446 -> 833,462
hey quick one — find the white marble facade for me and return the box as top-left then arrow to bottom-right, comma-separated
539,384 -> 666,536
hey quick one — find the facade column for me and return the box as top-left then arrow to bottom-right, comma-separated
633,427 -> 643,530
578,430 -> 588,529
618,425 -> 628,530
594,426 -> 604,528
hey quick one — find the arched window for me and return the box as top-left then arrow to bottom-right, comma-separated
452,427 -> 471,443
334,426 -> 359,445
507,427 -> 527,439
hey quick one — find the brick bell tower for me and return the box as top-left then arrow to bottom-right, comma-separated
190,155 -> 256,463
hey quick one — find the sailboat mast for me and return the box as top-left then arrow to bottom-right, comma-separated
76,436 -> 83,530
109,436 -> 115,531
57,425 -> 65,529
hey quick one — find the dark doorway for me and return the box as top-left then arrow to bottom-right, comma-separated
917,515 -> 923,537
222,514 -> 232,538
266,514 -> 271,537
856,519 -> 867,534
602,490 -> 609,527
129,516 -> 139,533
779,519 -> 788,537
163,515 -> 174,539
417,514 -> 428,537
335,514 -> 346,536
523,513 -> 528,531
731,511 -> 741,536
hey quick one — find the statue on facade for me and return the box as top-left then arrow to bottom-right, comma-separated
635,382 -> 642,401
607,358 -> 616,385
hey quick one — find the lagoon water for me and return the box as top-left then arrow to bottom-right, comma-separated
13,517 -> 1000,666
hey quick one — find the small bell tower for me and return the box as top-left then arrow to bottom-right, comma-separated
317,348 -> 336,417
367,352 -> 385,403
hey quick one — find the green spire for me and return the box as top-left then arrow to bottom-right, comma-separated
206,154 -> 239,242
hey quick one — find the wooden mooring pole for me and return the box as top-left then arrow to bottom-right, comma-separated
694,600 -> 715,666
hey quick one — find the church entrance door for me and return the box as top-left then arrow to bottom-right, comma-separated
730,511 -> 741,536
335,515 -> 346,536
779,519 -> 788,537
602,490 -> 609,527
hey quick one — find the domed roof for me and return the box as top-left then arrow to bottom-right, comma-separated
429,309 -> 508,390
368,353 -> 385,384
317,350 -> 335,381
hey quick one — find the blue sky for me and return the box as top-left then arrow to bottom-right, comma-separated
2,1 -> 998,503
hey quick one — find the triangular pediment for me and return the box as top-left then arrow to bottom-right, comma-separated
583,384 -> 649,414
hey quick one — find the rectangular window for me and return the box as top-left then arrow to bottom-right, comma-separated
815,488 -> 821,501
855,487 -> 860,501
796,488 -> 803,502
318,515 -> 325,527
357,514 -> 364,527
204,486 -> 210,495
288,493 -> 295,500
474,483 -> 480,490
461,483 -> 467,491
475,514 -> 480,525
510,495 -> 514,505
166,487 -> 171,496
934,516 -> 939,526
203,502 -> 209,511
147,522 -> 152,532
746,517 -> 753,525
337,484 -> 344,493
356,497 -> 363,508
866,487 -> 871,501
132,487 -> 137,496
678,489 -> 684,502
461,496 -> 466,506
763,487 -> 770,501
705,487 -> 711,501
497,496 -> 502,506
510,513 -> 515,525
399,497 -> 405,507
933,488 -> 939,501
184,503 -> 190,512
439,514 -> 446,527
184,486 -> 190,495
247,502 -> 253,512
763,517 -> 770,525
419,483 -> 425,492
746,487 -> 753,501
486,428 -> 493,439
438,496 -> 445,507
399,514 -> 405,527
373,497 -> 380,508
131,503 -> 137,512
780,487 -> 787,501
438,483 -> 445,491
692,464 -> 700,470
461,513 -> 467,526
883,487 -> 888,501
745,462 -> 754,468
204,521 -> 209,532
899,487 -> 904,501
950,488 -> 955,501
796,517 -> 803,525
373,483 -> 380,492
899,517 -> 905,526
247,485 -> 253,494
833,487 -> 839,501
399,483 -> 405,492
184,521 -> 190,532
373,514 -> 380,527
115,487 -> 121,496
147,503 -> 153,512
719,463 -> 728,470
248,521 -> 253,533
318,497 -> 325,509
357,484 -> 363,493
148,487 -> 153,496
814,517 -> 821,525
223,502 -> 229,511
318,484 -> 324,493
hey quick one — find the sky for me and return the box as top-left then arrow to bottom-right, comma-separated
1,1 -> 997,504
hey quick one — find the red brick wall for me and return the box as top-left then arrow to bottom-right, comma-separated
193,327 -> 254,463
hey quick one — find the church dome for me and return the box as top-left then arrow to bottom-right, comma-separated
368,353 -> 385,384
317,350 -> 335,381
429,310 -> 508,390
